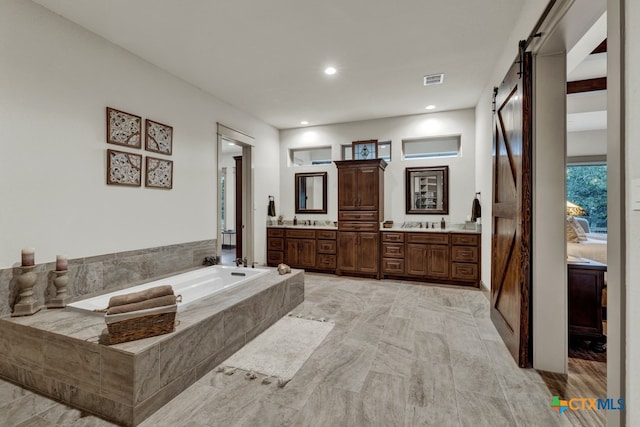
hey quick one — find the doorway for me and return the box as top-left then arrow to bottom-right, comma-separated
217,123 -> 255,266
526,1 -> 622,425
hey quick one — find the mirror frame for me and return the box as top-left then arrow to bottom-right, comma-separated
295,172 -> 328,214
405,166 -> 449,214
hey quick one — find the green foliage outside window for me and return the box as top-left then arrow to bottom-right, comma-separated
566,165 -> 607,232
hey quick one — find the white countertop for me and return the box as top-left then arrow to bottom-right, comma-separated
267,225 -> 480,234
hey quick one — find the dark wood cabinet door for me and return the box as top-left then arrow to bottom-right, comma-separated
426,245 -> 450,278
285,240 -> 300,266
357,232 -> 379,273
357,167 -> 379,210
299,239 -> 317,268
338,168 -> 358,210
337,232 -> 358,272
406,243 -> 428,276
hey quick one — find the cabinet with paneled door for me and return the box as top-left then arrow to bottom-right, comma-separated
284,228 -> 316,269
406,232 -> 450,279
266,227 -> 337,271
381,230 -> 480,287
335,159 -> 386,278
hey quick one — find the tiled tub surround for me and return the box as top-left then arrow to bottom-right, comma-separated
0,239 -> 216,317
0,268 -> 304,426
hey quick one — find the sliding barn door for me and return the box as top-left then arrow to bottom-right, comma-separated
491,49 -> 533,368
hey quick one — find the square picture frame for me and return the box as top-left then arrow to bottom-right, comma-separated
145,156 -> 173,189
145,119 -> 173,155
106,149 -> 142,187
106,107 -> 142,149
352,139 -> 378,160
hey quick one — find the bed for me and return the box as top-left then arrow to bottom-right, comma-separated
567,232 -> 607,265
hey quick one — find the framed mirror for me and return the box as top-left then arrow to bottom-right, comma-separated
295,172 -> 327,214
406,166 -> 449,214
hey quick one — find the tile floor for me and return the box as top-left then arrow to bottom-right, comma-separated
1,273 -> 599,426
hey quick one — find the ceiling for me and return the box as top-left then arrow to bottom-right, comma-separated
33,0 -> 528,130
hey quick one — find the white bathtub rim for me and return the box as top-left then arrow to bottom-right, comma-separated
65,265 -> 271,316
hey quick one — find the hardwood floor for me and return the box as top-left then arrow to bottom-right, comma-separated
0,273 -> 605,426
539,340 -> 607,427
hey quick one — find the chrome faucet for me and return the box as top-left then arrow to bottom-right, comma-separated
243,257 -> 248,267
235,257 -> 242,267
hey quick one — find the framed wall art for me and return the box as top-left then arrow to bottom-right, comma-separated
106,107 -> 142,149
145,119 -> 173,155
145,156 -> 173,189
106,149 -> 142,187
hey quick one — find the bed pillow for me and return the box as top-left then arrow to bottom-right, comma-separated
567,216 -> 588,242
566,218 -> 580,243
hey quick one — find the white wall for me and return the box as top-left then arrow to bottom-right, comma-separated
0,0 -> 279,268
567,129 -> 607,157
279,110 -> 476,226
624,0 -> 639,421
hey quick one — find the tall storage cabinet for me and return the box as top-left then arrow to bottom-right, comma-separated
334,159 -> 386,278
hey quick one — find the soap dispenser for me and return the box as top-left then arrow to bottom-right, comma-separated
293,216 -> 297,226
440,217 -> 445,229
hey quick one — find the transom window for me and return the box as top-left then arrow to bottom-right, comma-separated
402,136 -> 460,159
290,147 -> 332,166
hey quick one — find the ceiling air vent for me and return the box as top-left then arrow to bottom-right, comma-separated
423,73 -> 444,86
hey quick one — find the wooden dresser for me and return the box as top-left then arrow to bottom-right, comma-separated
334,159 -> 386,278
381,230 -> 480,287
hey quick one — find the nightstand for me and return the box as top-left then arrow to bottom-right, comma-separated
567,257 -> 607,351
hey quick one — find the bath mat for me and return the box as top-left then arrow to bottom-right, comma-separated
222,316 -> 334,381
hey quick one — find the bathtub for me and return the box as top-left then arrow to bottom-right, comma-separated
66,265 -> 270,315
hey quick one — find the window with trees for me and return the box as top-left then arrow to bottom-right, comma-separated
566,164 -> 607,233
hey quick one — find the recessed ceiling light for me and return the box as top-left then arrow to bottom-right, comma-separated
300,121 -> 309,125
324,67 -> 337,75
425,105 -> 436,110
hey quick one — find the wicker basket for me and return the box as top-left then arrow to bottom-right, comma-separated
105,305 -> 177,345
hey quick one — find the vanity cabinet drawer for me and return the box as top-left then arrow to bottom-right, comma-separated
451,233 -> 479,246
451,263 -> 478,281
267,251 -> 284,265
317,254 -> 336,269
382,232 -> 404,242
318,240 -> 337,254
382,243 -> 404,258
407,233 -> 449,244
339,222 -> 378,232
452,246 -> 478,263
317,230 -> 337,240
267,228 -> 284,237
285,229 -> 316,239
382,258 -> 405,274
268,238 -> 284,251
338,211 -> 378,222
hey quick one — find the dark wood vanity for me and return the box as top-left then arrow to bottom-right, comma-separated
267,227 -> 337,272
382,230 -> 480,287
267,226 -> 480,287
269,156 -> 480,287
